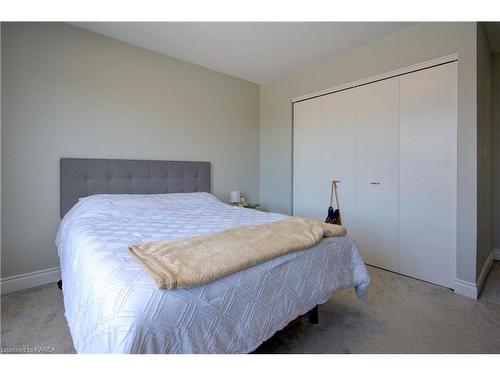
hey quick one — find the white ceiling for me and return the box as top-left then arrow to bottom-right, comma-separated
72,22 -> 415,83
484,22 -> 500,53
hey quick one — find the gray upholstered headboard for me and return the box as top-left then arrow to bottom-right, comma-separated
60,158 -> 210,218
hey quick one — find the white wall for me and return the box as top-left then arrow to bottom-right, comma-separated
260,22 -> 479,284
476,23 -> 493,276
1,23 -> 260,279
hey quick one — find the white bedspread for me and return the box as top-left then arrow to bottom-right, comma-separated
56,192 -> 370,354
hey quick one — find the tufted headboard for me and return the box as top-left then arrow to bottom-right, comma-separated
60,158 -> 210,218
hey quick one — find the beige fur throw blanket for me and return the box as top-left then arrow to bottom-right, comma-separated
129,218 -> 346,289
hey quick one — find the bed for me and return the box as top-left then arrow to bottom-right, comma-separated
56,158 -> 370,353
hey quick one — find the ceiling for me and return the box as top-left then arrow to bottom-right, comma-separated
72,22 -> 415,83
484,22 -> 500,53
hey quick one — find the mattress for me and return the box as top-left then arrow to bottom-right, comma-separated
56,192 -> 370,353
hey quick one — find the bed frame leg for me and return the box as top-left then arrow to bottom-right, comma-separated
307,305 -> 319,324
57,279 -> 62,290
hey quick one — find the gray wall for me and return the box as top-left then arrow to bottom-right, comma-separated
260,22 -> 479,284
476,23 -> 493,276
1,23 -> 260,278
493,53 -> 500,252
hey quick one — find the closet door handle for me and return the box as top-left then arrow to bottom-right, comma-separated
370,182 -> 381,185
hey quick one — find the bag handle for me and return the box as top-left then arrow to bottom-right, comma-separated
330,180 -> 341,210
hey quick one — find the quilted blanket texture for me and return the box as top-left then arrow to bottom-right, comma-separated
129,218 -> 347,289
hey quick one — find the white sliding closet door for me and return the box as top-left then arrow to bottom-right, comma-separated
319,90 -> 356,234
293,59 -> 457,288
354,78 -> 399,271
293,89 -> 356,233
398,62 -> 457,288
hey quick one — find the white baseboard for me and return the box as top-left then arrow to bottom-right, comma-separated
475,249 -> 494,296
454,250 -> 494,300
494,248 -> 500,261
453,279 -> 478,299
1,267 -> 61,295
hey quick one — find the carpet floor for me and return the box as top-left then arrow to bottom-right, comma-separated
2,262 -> 500,354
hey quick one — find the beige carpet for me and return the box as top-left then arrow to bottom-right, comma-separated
2,262 -> 500,354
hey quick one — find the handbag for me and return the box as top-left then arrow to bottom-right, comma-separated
325,180 -> 342,225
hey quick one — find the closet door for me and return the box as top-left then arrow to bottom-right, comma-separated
293,89 -> 356,231
399,62 -> 457,288
318,90 -> 356,234
354,78 -> 399,271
